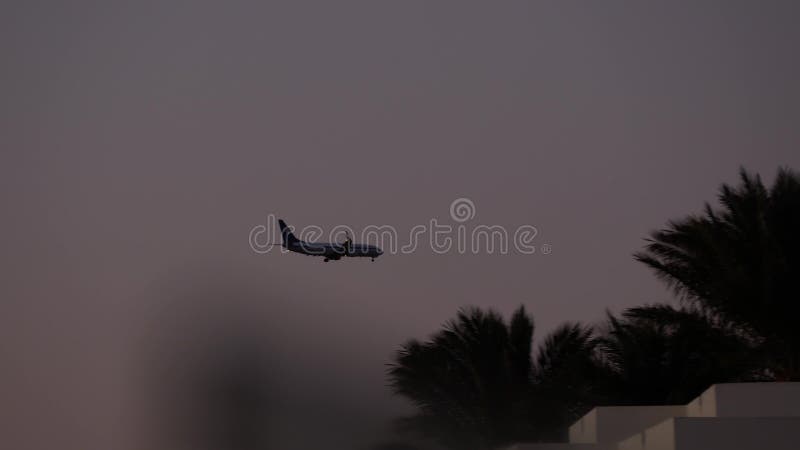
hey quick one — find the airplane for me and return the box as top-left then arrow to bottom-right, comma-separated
278,219 -> 383,262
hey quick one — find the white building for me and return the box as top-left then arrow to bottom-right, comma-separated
508,382 -> 800,450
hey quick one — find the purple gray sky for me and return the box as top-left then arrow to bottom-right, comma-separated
3,1 -> 800,449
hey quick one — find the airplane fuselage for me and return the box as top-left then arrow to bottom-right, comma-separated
284,241 -> 383,261
278,220 -> 383,262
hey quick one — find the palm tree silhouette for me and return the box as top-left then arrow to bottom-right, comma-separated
387,306 -> 599,449
635,167 -> 800,379
597,305 -> 760,406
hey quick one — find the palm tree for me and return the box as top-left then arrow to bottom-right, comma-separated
387,306 -> 599,450
531,322 -> 601,438
597,304 -> 761,406
635,167 -> 800,379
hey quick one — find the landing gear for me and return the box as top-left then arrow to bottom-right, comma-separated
324,258 -> 329,262
371,257 -> 375,262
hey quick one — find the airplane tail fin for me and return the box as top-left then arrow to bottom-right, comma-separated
278,219 -> 299,246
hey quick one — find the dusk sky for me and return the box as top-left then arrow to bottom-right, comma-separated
3,1 -> 800,449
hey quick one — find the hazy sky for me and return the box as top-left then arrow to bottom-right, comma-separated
3,1 -> 800,449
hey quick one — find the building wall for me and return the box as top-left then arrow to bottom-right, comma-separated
515,383 -> 800,450
674,417 -> 800,450
685,384 -> 716,417
713,383 -> 800,417
568,409 -> 597,443
617,431 -> 645,450
596,406 -> 685,445
642,418 -> 675,450
568,406 -> 685,445
686,382 -> 800,418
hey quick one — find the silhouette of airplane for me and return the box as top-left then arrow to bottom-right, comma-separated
279,219 -> 383,262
